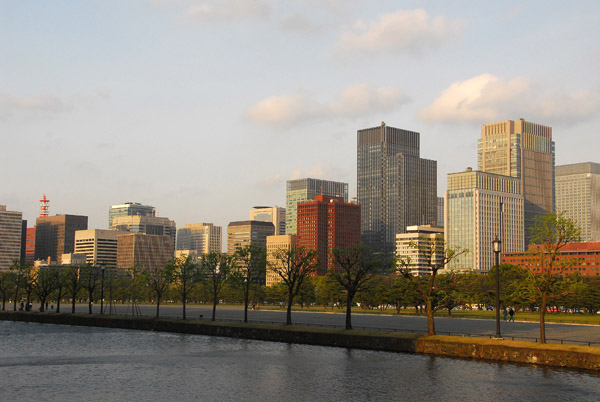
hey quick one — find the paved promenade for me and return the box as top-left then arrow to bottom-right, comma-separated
35,303 -> 599,345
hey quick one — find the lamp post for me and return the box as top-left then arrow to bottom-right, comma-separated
100,265 -> 106,315
492,236 -> 502,339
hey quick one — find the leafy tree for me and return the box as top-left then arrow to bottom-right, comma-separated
33,267 -> 58,312
314,274 -> 344,309
11,260 -> 34,311
332,245 -> 386,329
0,270 -> 16,311
64,265 -> 83,314
389,274 -> 422,313
297,277 -> 316,308
268,245 -> 318,325
201,253 -> 235,321
52,266 -> 69,313
170,255 -> 201,320
524,212 -> 581,343
145,264 -> 174,318
233,245 -> 267,323
80,264 -> 101,314
396,238 -> 467,335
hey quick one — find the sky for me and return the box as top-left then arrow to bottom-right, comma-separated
1,0 -> 599,234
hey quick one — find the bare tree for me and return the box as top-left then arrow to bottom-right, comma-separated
80,264 -> 100,314
64,265 -> 83,314
525,212 -> 581,343
332,245 -> 386,329
269,245 -> 318,325
396,238 -> 467,335
145,264 -> 173,318
233,245 -> 267,323
170,255 -> 201,320
201,253 -> 235,321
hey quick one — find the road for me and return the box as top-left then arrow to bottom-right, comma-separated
19,302 -> 600,345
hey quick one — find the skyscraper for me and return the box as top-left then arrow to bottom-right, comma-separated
249,206 -> 286,235
75,229 -> 129,268
117,233 -> 173,271
227,221 -> 275,255
478,118 -> 554,245
176,222 -> 222,254
445,168 -> 524,273
34,214 -> 88,264
285,178 -> 348,235
357,122 -> 437,257
108,202 -> 155,228
111,215 -> 176,247
555,162 -> 600,242
0,205 -> 23,271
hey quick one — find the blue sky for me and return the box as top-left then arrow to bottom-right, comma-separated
1,0 -> 599,232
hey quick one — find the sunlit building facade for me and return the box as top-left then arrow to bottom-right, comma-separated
250,206 -> 286,235
395,225 -> 444,276
108,202 -> 155,228
265,234 -> 296,286
35,214 -> 88,264
176,223 -> 222,254
0,205 -> 23,271
116,233 -> 173,271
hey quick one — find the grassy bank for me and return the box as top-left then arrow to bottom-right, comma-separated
1,311 -> 599,371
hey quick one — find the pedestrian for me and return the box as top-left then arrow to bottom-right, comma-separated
509,308 -> 515,322
503,308 -> 508,322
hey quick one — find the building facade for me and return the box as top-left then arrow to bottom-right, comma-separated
555,162 -> 600,242
116,233 -> 174,271
296,195 -> 361,275
74,229 -> 129,268
437,197 -> 445,228
176,223 -> 222,254
357,122 -> 437,257
111,215 -> 176,247
25,227 -> 36,262
34,214 -> 88,264
227,221 -> 275,255
108,202 -> 155,228
0,205 -> 23,271
445,169 -> 524,273
478,118 -> 554,245
250,206 -> 286,235
395,225 -> 444,276
285,178 -> 348,235
265,234 -> 296,286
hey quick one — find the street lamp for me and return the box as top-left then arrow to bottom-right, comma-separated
492,236 -> 502,339
100,265 -> 106,315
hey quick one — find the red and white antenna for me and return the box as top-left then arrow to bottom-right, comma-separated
40,194 -> 50,217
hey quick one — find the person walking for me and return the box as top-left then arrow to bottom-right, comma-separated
503,308 -> 508,322
509,308 -> 515,322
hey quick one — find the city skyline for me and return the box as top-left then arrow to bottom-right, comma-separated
2,1 -> 599,234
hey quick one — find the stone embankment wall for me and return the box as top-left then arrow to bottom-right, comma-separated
1,312 -> 598,371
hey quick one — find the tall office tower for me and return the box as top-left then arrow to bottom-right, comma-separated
357,122 -> 437,257
111,215 -> 176,247
437,197 -> 444,227
75,229 -> 129,267
117,233 -> 174,270
34,214 -> 88,264
25,228 -> 36,262
176,223 -> 222,254
478,118 -> 554,245
250,206 -> 286,235
0,205 -> 23,271
296,195 -> 361,275
445,169 -> 524,273
396,225 -> 444,276
227,221 -> 275,255
286,178 -> 348,235
265,234 -> 296,286
555,162 -> 600,242
108,202 -> 155,228
20,220 -> 27,262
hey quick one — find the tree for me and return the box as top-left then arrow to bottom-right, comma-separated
0,271 -> 16,311
524,212 -> 581,343
11,260 -> 34,311
233,245 -> 267,323
396,238 -> 467,335
145,264 -> 173,318
332,245 -> 386,329
201,253 -> 235,321
80,264 -> 101,314
53,266 -> 69,313
170,255 -> 201,320
64,265 -> 83,314
32,266 -> 58,312
268,245 -> 318,325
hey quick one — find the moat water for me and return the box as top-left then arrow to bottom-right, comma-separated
0,321 -> 598,401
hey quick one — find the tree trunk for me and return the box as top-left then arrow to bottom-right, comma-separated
88,297 -> 93,314
426,299 -> 436,335
345,291 -> 353,330
156,298 -> 160,318
540,292 -> 547,344
56,295 -> 61,313
244,283 -> 249,323
286,289 -> 294,325
182,292 -> 187,320
71,296 -> 76,314
212,291 -> 217,322
40,296 -> 46,312
13,285 -> 19,311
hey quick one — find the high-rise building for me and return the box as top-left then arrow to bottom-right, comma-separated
555,162 -> 600,242
25,228 -> 36,262
445,168 -> 524,273
396,225 -> 444,276
437,197 -> 444,228
111,215 -> 176,247
108,202 -> 155,228
75,229 -> 129,268
357,122 -> 437,257
250,206 -> 286,235
0,205 -> 23,271
227,221 -> 275,255
266,234 -> 296,286
34,214 -> 88,264
296,195 -> 361,275
286,178 -> 348,235
478,118 -> 554,245
176,223 -> 222,254
117,233 -> 173,271
20,220 -> 27,262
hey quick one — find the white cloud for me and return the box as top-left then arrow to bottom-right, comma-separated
246,83 -> 409,126
419,73 -> 600,125
336,9 -> 463,55
183,0 -> 269,23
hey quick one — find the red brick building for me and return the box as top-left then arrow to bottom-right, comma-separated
502,242 -> 600,276
296,195 -> 361,275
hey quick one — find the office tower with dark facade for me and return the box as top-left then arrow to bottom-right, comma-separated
478,118 -> 554,245
34,214 -> 88,263
0,205 -> 23,271
357,122 -> 437,257
116,233 -> 173,271
108,202 -> 155,228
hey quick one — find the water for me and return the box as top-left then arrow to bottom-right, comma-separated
0,321 -> 598,402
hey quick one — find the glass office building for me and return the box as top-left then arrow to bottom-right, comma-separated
108,202 -> 155,228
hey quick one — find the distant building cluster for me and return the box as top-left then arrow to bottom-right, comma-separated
2,118 -> 599,278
